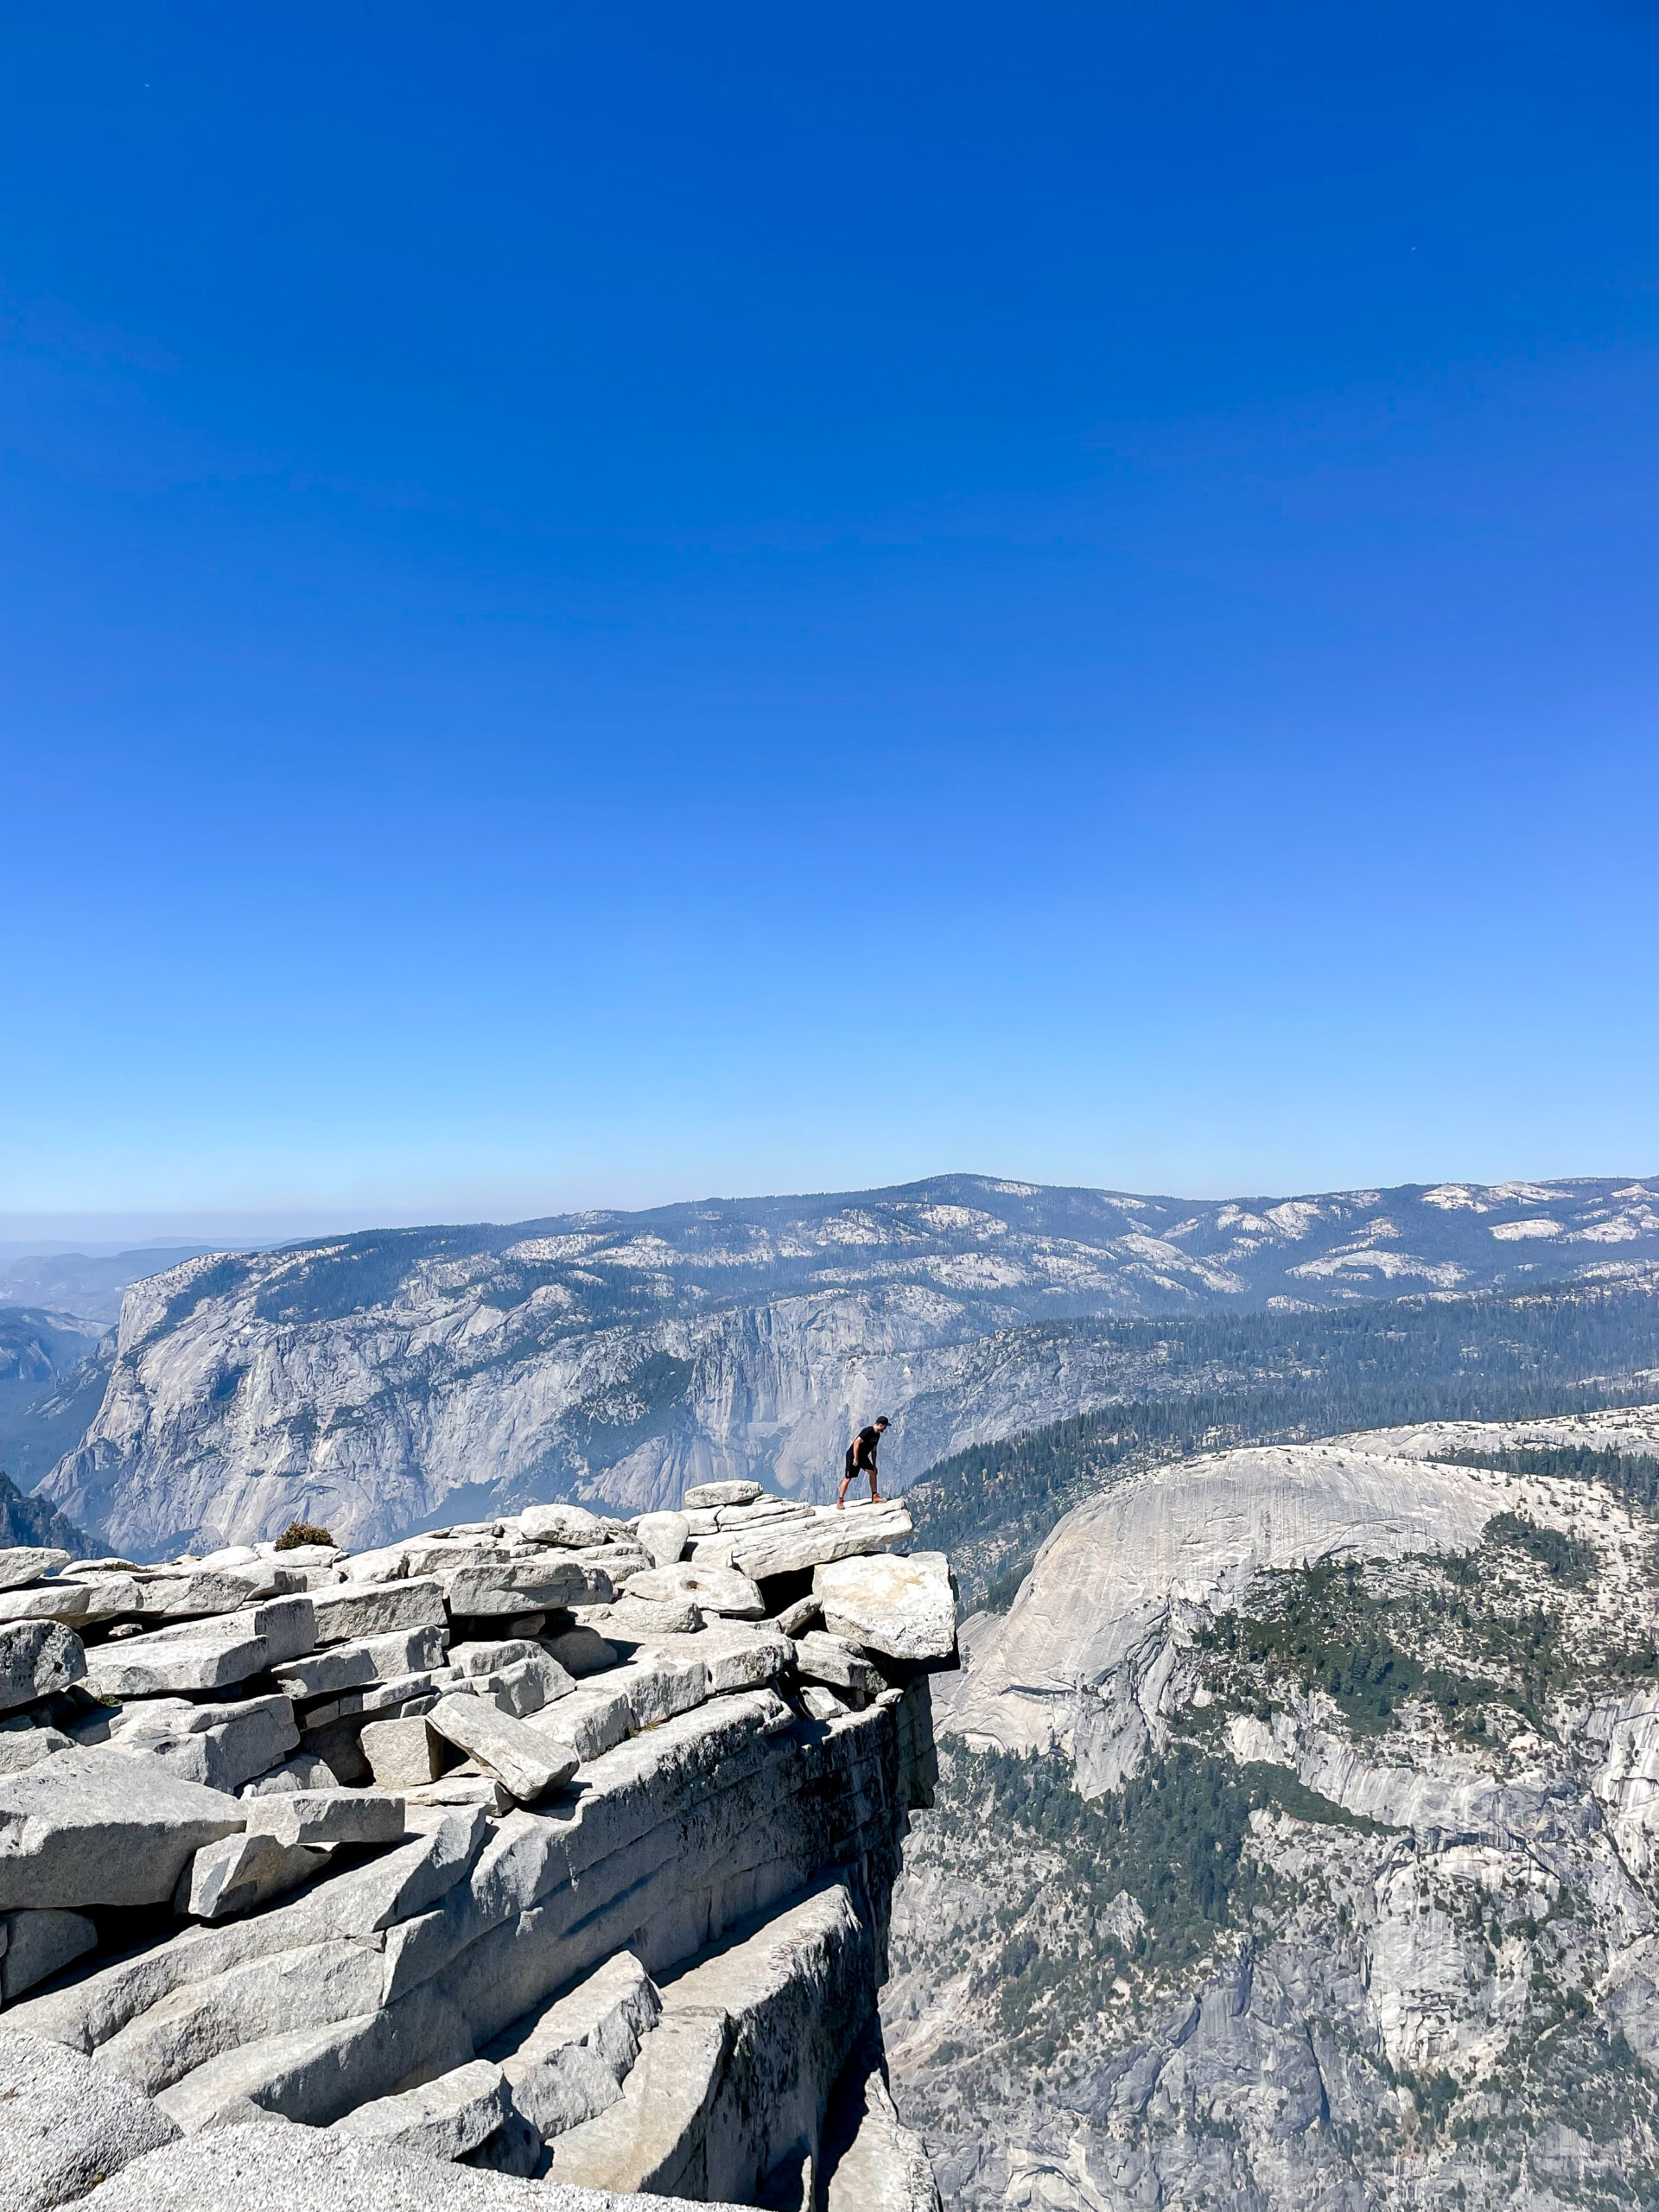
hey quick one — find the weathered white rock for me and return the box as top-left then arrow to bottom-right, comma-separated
440,1560 -> 612,1616
593,1594 -> 704,1638
546,1878 -> 874,2203
485,1948 -> 661,2139
626,1561 -> 766,1621
83,1597 -> 316,1699
775,1594 -> 822,1637
0,1621 -> 86,1713
0,1719 -> 73,1774
822,2040 -> 943,2212
0,1745 -> 246,1909
795,1630 -> 887,1695
426,1695 -> 578,1802
132,1567 -> 291,1617
579,1543 -> 650,1585
815,1552 -> 957,1662
271,1624 -> 447,1699
541,1625 -> 618,1677
683,1481 -> 764,1509
239,1750 -> 340,1797
0,1581 -> 96,1624
0,2024 -> 179,2209
360,1714 -> 447,1789
328,2056 -> 512,2158
801,1684 -> 849,1721
302,1664 -> 461,1726
71,2120 -> 759,2212
518,1503 -> 604,1548
176,1830 -> 333,1920
720,1504 -> 914,1584
635,1511 -> 690,1568
308,1579 -> 445,1646
117,1694 -> 300,1794
639,1621 -> 793,1696
614,1652 -> 710,1732
448,1637 -> 543,1678
405,1772 -> 512,1815
0,1548 -> 71,1593
524,1681 -> 632,1764
468,1652 -> 575,1719
245,1789 -> 404,1851
0,1908 -> 98,2000
715,1497 -> 815,1528
153,1977 -> 474,2131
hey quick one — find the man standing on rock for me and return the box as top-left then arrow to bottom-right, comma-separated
837,1415 -> 890,1509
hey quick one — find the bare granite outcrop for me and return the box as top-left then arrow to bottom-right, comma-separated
0,1497 -> 955,2212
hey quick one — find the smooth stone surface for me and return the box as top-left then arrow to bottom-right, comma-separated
639,1622 -> 793,1696
83,1597 -> 316,1698
239,1750 -> 340,1797
245,1788 -> 405,1850
271,1624 -> 447,1699
775,1594 -> 822,1637
0,1581 -> 95,1624
724,1504 -> 913,1584
360,1714 -> 447,1788
177,1830 -> 333,1920
934,1443 -> 1505,1758
0,1908 -> 98,2001
794,1631 -> 887,1694
449,1637 -> 543,1678
308,1578 -> 447,1645
524,1681 -> 632,1764
625,1562 -> 766,1621
117,1694 -> 300,1793
426,1694 -> 579,1802
485,1948 -> 661,2139
0,1721 -> 73,1775
468,1653 -> 575,1720
0,1548 -> 72,1594
540,1627 -> 618,1678
591,1595 -> 703,1638
518,1503 -> 605,1548
78,2120 -> 756,2212
682,1481 -> 764,1510
801,1684 -> 850,1721
329,2056 -> 511,2158
815,1550 -> 957,1662
0,1620 -> 86,1714
0,1745 -> 246,1910
441,1560 -> 612,1616
0,2024 -> 179,2210
634,1512 -> 690,1569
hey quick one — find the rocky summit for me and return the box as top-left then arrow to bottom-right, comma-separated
0,1491 -> 956,2212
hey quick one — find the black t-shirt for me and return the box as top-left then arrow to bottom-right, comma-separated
849,1425 -> 882,1470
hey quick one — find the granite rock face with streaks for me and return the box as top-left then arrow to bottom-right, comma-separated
0,1477 -> 950,2212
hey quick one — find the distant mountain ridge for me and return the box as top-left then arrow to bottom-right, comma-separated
34,1172 -> 1659,1558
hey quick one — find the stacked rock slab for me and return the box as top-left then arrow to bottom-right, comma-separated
0,1498 -> 954,2210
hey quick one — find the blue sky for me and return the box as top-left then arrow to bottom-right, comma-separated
4,1 -> 1657,1232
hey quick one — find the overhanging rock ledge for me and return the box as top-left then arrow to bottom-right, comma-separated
0,1496 -> 952,2212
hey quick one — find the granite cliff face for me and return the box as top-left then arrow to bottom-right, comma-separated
889,1414 -> 1659,2208
0,1484 -> 954,2211
34,1175 -> 1659,1559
